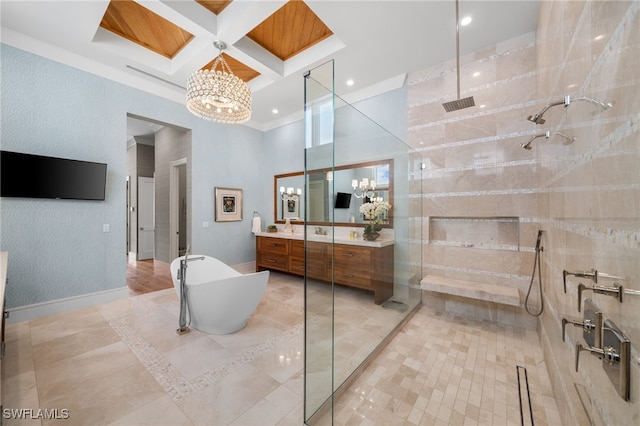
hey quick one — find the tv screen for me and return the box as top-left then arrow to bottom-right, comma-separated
334,192 -> 351,209
1,150 -> 107,201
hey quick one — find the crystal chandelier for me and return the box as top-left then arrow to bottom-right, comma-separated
186,41 -> 251,124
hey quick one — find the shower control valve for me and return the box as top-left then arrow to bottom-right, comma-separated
575,343 -> 619,371
578,282 -> 623,311
562,318 -> 594,342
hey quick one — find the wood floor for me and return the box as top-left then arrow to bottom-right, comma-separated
126,257 -> 173,296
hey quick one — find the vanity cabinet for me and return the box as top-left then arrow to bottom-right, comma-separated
256,236 -> 290,272
256,236 -> 393,304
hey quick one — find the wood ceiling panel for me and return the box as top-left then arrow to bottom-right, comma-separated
247,0 -> 333,61
202,53 -> 260,83
100,0 -> 193,59
196,0 -> 233,16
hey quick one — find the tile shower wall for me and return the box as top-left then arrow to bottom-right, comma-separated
534,1 -> 639,425
408,31 -> 542,330
409,1 -> 639,424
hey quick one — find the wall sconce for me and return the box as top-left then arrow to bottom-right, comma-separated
352,178 -> 375,198
280,186 -> 302,201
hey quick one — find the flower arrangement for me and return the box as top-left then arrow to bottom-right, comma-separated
359,200 -> 392,238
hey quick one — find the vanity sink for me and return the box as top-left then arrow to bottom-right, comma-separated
308,234 -> 332,241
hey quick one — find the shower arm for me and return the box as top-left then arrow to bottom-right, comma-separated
527,95 -> 613,124
520,130 -> 575,150
528,97 -> 569,124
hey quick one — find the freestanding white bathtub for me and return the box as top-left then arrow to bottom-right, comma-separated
170,255 -> 269,334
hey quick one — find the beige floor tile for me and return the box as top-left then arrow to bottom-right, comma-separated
3,273 -> 562,426
249,335 -> 303,384
31,320 -> 121,370
178,363 -> 280,425
3,370 -> 40,413
34,341 -> 142,400
162,336 -> 237,381
39,363 -> 165,426
28,307 -> 107,346
107,395 -> 193,426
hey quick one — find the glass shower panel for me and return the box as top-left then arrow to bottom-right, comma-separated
304,60 -> 423,425
304,61 -> 335,422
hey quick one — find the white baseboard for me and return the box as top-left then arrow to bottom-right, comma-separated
5,286 -> 129,323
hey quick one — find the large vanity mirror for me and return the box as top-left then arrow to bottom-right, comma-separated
274,159 -> 393,227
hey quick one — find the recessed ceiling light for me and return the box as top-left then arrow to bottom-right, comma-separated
272,109 -> 278,114
461,16 -> 472,26
346,79 -> 354,86
594,34 -> 605,41
479,104 -> 486,108
473,72 -> 480,77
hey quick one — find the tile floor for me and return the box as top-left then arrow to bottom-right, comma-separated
3,271 -> 561,425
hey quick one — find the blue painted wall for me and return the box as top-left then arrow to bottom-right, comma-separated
0,44 -> 264,308
1,43 -> 408,309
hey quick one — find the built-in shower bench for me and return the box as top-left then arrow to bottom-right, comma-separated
420,275 -> 520,306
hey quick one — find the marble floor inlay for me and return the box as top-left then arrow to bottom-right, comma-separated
3,271 -> 561,425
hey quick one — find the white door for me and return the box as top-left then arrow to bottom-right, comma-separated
138,176 -> 155,260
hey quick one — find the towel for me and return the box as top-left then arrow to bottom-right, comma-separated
252,216 -> 261,234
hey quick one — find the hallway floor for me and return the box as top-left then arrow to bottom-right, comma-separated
4,272 -> 561,425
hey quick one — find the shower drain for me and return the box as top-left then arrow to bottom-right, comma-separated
516,365 -> 534,426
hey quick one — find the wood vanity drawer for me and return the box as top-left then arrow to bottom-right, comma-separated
305,261 -> 328,281
258,237 -> 289,255
257,252 -> 288,271
334,265 -> 372,289
333,245 -> 371,265
290,240 -> 304,258
289,256 -> 305,275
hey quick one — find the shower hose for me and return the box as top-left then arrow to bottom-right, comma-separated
525,230 -> 544,316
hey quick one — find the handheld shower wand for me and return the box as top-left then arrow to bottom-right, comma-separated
525,230 -> 544,316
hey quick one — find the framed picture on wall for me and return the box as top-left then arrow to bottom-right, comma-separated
215,187 -> 243,222
282,196 -> 299,220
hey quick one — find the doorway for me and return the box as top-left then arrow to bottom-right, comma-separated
126,114 -> 192,266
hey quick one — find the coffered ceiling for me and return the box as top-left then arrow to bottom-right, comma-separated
1,1 -> 540,131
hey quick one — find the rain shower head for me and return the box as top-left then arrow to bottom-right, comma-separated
443,96 -> 475,112
520,130 -> 576,150
526,95 -> 613,125
442,0 -> 475,112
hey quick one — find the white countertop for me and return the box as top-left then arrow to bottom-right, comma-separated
255,232 -> 394,248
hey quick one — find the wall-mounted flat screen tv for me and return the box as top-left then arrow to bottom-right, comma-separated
1,150 -> 107,201
334,192 -> 352,209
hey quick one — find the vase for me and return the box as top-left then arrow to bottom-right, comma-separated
363,232 -> 380,241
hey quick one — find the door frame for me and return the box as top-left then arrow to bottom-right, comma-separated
170,158 -> 187,260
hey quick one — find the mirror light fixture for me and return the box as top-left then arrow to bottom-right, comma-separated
352,178 -> 375,198
186,41 -> 251,124
280,186 -> 302,201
